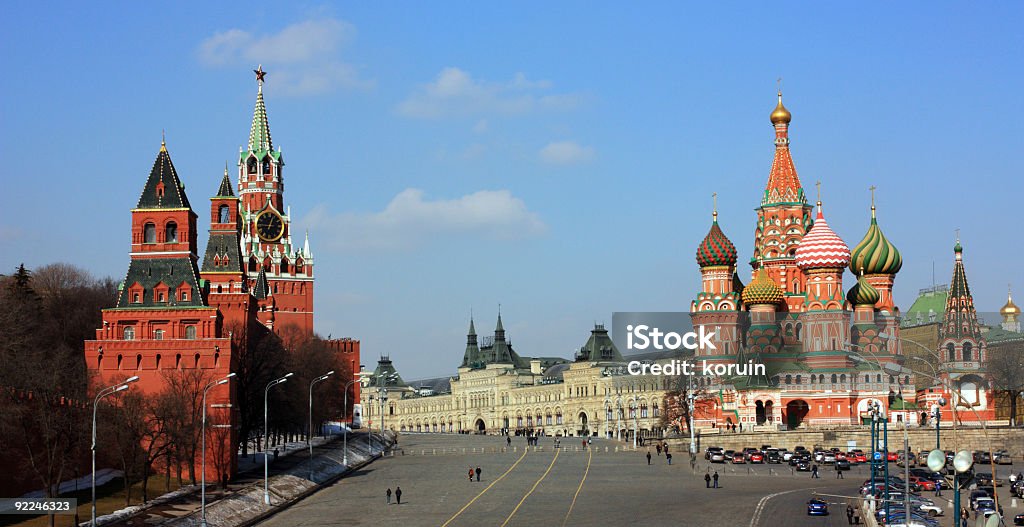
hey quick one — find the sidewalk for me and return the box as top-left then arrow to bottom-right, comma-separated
86,431 -> 389,527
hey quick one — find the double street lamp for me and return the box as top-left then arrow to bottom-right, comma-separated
201,373 -> 235,527
91,376 -> 139,527
263,372 -> 293,506
308,370 -> 334,478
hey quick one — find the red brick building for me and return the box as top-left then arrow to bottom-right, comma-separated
84,68 -> 359,478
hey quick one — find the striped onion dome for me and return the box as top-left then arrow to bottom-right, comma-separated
696,215 -> 738,268
849,206 -> 902,275
795,206 -> 850,270
847,272 -> 881,306
742,267 -> 783,306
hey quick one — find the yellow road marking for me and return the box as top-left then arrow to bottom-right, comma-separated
500,449 -> 561,527
440,449 -> 529,527
561,447 -> 591,527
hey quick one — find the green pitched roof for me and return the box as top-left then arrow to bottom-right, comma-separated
575,323 -> 623,362
902,285 -> 947,327
115,257 -> 205,308
137,144 -> 192,210
248,87 -> 272,154
252,268 -> 271,299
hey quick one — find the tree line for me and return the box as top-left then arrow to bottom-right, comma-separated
0,263 -> 352,513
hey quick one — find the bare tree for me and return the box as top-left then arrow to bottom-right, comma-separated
659,375 -> 715,436
986,339 -> 1024,427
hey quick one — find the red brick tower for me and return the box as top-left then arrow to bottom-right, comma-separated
691,196 -> 746,360
237,66 -> 314,334
84,140 -> 236,478
201,167 -> 253,331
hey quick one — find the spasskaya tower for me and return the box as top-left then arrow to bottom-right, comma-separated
238,66 -> 314,333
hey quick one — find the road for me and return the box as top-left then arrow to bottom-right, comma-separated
256,434 -> 874,527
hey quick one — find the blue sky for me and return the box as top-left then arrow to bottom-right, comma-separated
2,2 -> 1022,379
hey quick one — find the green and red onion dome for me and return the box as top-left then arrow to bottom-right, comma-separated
849,211 -> 902,275
742,267 -> 783,306
696,219 -> 738,268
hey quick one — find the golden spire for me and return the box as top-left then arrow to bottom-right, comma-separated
160,129 -> 167,152
712,192 -> 718,222
869,185 -> 877,218
770,79 -> 792,125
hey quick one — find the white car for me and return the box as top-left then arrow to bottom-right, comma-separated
783,451 -> 794,461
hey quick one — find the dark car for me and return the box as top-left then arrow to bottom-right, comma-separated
807,498 -> 829,516
766,452 -> 782,464
835,459 -> 851,471
796,460 -> 811,472
1013,512 -> 1024,526
969,489 -> 991,510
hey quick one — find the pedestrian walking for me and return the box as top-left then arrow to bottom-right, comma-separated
506,436 -> 511,447
811,464 -> 819,478
386,488 -> 392,504
836,463 -> 844,479
475,466 -> 481,482
845,503 -> 854,525
704,472 -> 711,488
395,486 -> 402,505
934,479 -> 942,497
656,444 -> 662,456
666,452 -> 672,465
468,467 -> 474,481
712,471 -> 719,488
663,443 -> 669,454
647,451 -> 652,465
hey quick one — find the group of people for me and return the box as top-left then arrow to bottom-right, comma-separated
384,486 -> 402,505
645,442 -> 673,465
703,471 -> 720,488
468,466 -> 482,482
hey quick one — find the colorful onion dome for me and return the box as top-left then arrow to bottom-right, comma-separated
742,267 -> 783,306
696,213 -> 738,268
770,90 -> 791,125
795,205 -> 851,270
847,272 -> 880,306
849,206 -> 902,275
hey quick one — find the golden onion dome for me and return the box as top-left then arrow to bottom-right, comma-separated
1002,290 -> 1021,316
742,267 -> 783,306
770,91 -> 791,125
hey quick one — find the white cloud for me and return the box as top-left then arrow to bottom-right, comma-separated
539,141 -> 595,165
396,67 -> 580,119
197,18 -> 373,96
304,188 -> 546,251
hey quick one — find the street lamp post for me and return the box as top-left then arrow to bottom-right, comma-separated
263,372 -> 293,506
933,397 -> 946,451
91,375 -> 138,527
201,373 -> 234,527
687,379 -> 696,455
307,370 -> 334,478
343,377 -> 361,466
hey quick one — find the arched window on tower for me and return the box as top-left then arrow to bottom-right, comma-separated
144,222 -> 156,243
247,157 -> 257,174
263,158 -> 272,175
219,205 -> 230,224
947,343 -> 956,361
249,257 -> 258,273
165,222 -> 177,243
123,326 -> 135,340
280,258 -> 289,275
963,342 -> 972,361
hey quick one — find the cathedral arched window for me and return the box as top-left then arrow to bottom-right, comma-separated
165,222 -> 177,243
963,342 -> 972,361
280,258 -> 289,275
831,374 -> 837,384
219,205 -> 230,224
123,326 -> 135,340
947,343 -> 956,361
185,325 -> 196,340
144,222 -> 156,243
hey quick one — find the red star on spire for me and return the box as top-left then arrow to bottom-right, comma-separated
254,65 -> 267,83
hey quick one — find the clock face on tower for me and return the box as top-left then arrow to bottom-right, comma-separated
255,210 -> 284,242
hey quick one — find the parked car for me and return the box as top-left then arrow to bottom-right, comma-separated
823,453 -> 837,464
835,459 -> 851,471
1013,512 -> 1024,526
807,498 -> 829,516
710,451 -> 726,463
766,451 -> 782,464
974,472 -> 1003,487
887,451 -> 899,462
909,476 -> 936,491
732,452 -> 747,464
995,450 -> 1013,465
750,452 -> 765,463
969,490 -> 991,511
796,460 -> 811,472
